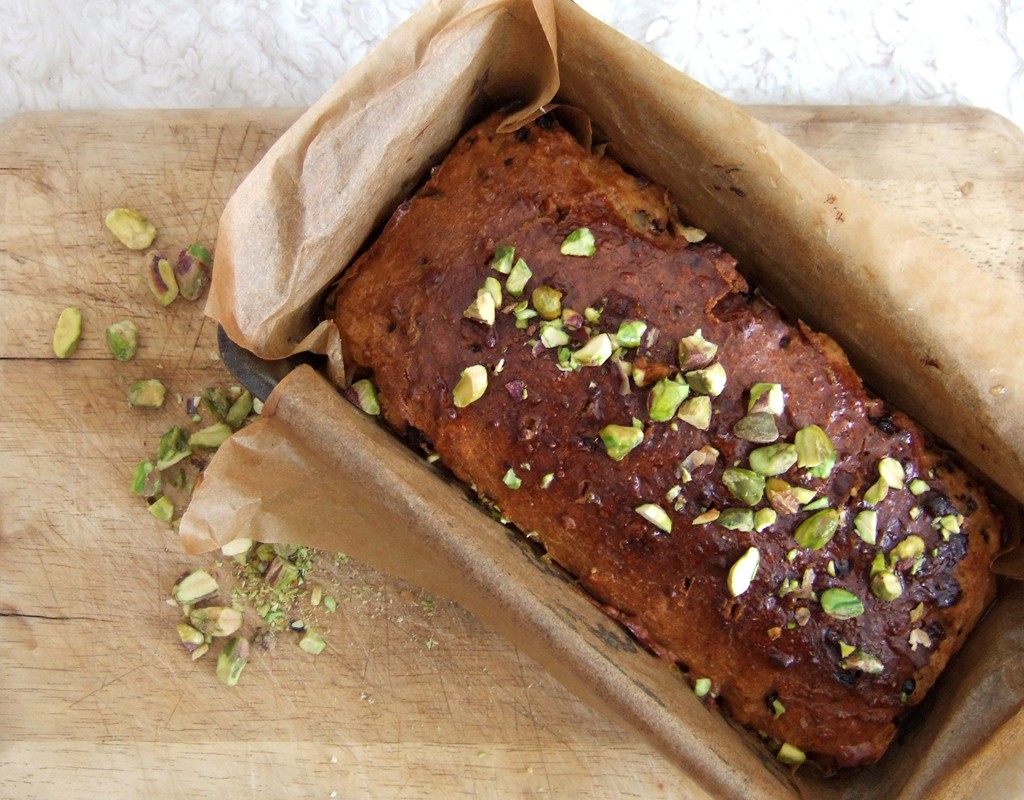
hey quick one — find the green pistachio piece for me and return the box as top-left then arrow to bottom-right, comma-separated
190,606 -> 243,637
221,538 -> 253,558
223,390 -> 254,428
693,509 -> 721,525
754,508 -> 778,532
677,329 -> 719,370
771,698 -> 786,718
794,425 -> 836,478
130,459 -> 161,497
793,508 -> 840,550
749,443 -> 798,477
748,383 -> 785,415
349,379 -> 380,416
599,424 -> 644,461
175,245 -> 211,301
176,622 -> 206,651
105,319 -> 139,361
649,377 -> 690,422
890,534 -> 926,564
202,387 -> 230,420
583,306 -> 602,324
490,245 -> 515,274
685,362 -> 727,397
146,251 -> 179,306
802,497 -> 830,511
841,649 -> 884,674
936,514 -> 962,538
693,678 -> 712,698
147,495 -> 174,523
127,378 -> 166,409
502,468 -> 521,490
540,322 -> 570,348
727,546 -> 760,596
299,629 -> 327,655
540,473 -> 554,489
636,503 -> 672,533
156,426 -> 191,470
871,569 -> 904,601
863,478 -> 889,506
723,467 -> 765,506
765,478 -> 800,514
560,227 -> 596,256
718,508 -> 754,531
853,509 -> 878,544
481,276 -> 502,307
172,569 -> 219,604
532,286 -> 563,321
820,588 -> 864,619
878,457 -> 906,490
189,422 -> 233,449
776,743 -> 806,766
732,413 -> 780,444
216,636 -> 250,686
464,290 -> 496,325
104,207 -> 157,250
505,258 -> 532,297
676,395 -> 712,430
616,320 -> 647,348
574,333 -> 613,366
909,479 -> 930,496
52,307 -> 83,358
453,364 -> 488,407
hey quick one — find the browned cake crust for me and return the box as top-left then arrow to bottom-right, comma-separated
329,112 -> 1002,768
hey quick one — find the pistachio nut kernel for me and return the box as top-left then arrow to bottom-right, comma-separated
221,537 -> 253,558
530,285 -> 563,321
105,319 -> 139,361
685,362 -> 727,397
733,413 -> 780,444
820,587 -> 865,619
749,443 -> 799,477
871,569 -> 904,601
718,508 -> 755,531
156,426 -> 191,470
838,641 -> 856,658
189,422 -> 233,450
147,495 -> 174,522
52,307 -> 83,358
172,569 -> 219,605
878,457 -> 906,490
649,377 -> 690,422
540,322 -> 570,349
176,622 -> 206,651
146,252 -> 179,306
616,320 -> 648,349
216,636 -> 250,686
479,276 -> 502,307
190,606 -> 243,638
540,473 -> 554,489
693,677 -> 712,698
453,364 -> 488,407
754,508 -> 778,532
299,629 -> 327,655
130,459 -> 161,497
127,378 -> 166,409
225,389 -> 255,428
599,423 -> 644,461
505,258 -> 532,297
490,244 -> 515,274
863,478 -> 889,506
502,468 -> 522,490
349,379 -> 380,416
909,479 -> 930,496
765,478 -> 801,515
748,382 -> 785,415
776,742 -> 806,766
693,508 -> 721,525
574,333 -> 613,367
841,649 -> 884,674
676,395 -> 712,430
794,508 -> 840,550
583,305 -> 602,324
677,329 -> 719,370
794,425 -> 837,478
728,546 -> 760,596
636,503 -> 672,533
560,226 -> 596,256
853,509 -> 878,545
890,534 -> 926,564
802,497 -> 830,512
104,207 -> 157,250
202,386 -> 231,420
175,244 -> 211,301
723,467 -> 766,506
464,290 -> 496,325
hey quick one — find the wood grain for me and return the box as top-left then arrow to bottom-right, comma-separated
1,106 -> 1021,799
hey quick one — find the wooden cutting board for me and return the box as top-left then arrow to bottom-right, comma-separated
1,106 -> 1022,799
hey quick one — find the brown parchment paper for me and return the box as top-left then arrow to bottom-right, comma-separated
186,0 -> 1024,797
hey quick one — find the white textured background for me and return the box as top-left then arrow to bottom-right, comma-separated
1,0 -> 1022,129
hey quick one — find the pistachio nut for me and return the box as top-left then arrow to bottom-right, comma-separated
490,244 -> 515,274
863,478 -> 889,506
127,378 -> 166,409
677,329 -> 719,370
676,395 -> 712,430
877,457 -> 906,490
453,364 -> 488,407
853,509 -> 878,545
749,443 -> 798,477
105,320 -> 139,361
104,207 -> 157,250
176,622 -> 205,651
299,629 -> 327,655
753,508 -> 778,532
727,546 -> 760,596
130,459 -> 161,498
175,243 -> 211,301
802,497 -> 830,512
583,305 -> 602,324
225,389 -> 255,428
502,468 -> 522,490
616,320 -> 647,349
52,307 -> 82,358
505,258 -> 532,297
599,423 -> 644,461
909,479 -> 930,496
841,649 -> 884,674
748,382 -> 785,415
189,422 -> 233,450
156,426 -> 191,470
481,276 -> 502,307
172,568 -> 219,605
635,503 -> 672,533
794,425 -> 836,478
723,467 -> 765,506
685,362 -> 727,397
146,251 -> 179,306
574,333 -> 613,367
532,286 -> 563,321
717,508 -> 755,531
540,322 -> 570,349
732,413 -> 779,443
692,508 -> 720,525
820,587 -> 864,619
649,377 -> 690,422
765,478 -> 801,515
890,534 -> 926,564
776,743 -> 806,766
464,290 -> 496,325
147,495 -> 174,523
216,636 -> 250,686
221,538 -> 253,558
190,606 -> 243,638
349,379 -> 380,416
693,678 -> 712,698
793,508 -> 840,550
540,473 -> 555,489
202,386 -> 231,420
560,227 -> 596,257
871,569 -> 904,601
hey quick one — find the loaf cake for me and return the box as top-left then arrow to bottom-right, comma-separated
328,111 -> 1003,769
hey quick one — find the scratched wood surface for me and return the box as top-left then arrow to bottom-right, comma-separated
1,106 -> 1022,799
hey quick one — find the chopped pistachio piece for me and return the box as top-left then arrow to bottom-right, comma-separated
173,569 -> 219,605
505,258 -> 532,297
105,207 -> 157,249
156,426 -> 191,470
693,678 -> 712,698
890,534 -> 926,564
127,378 -> 166,409
52,307 -> 83,358
727,547 -> 760,596
540,473 -> 554,489
147,495 -> 174,523
146,251 -> 179,306
794,425 -> 836,478
909,628 -> 933,651
531,286 -> 563,321
189,422 -> 233,450
221,538 -> 253,557
105,320 -> 139,361
802,497 -> 830,512
560,227 -> 596,256
175,244 -> 211,301
502,468 -> 522,490
794,508 -> 840,550
574,333 -> 613,367
130,459 -> 161,497
765,478 -> 801,515
748,383 -> 785,415
636,503 -> 672,533
599,423 -> 644,461
871,569 -> 904,601
677,329 -> 719,370
223,389 -> 255,428
202,387 -> 231,420
878,457 -> 906,490
732,413 -> 779,443
863,478 -> 889,506
838,641 -> 856,658
776,742 -> 806,766
723,467 -> 765,506
299,629 -> 327,655
349,379 -> 380,416
190,606 -> 243,638
771,698 -> 786,718
685,362 -> 727,397
748,443 -> 798,477
649,377 -> 690,422
453,364 -> 488,407
583,305 -> 602,324
216,636 -> 250,686
540,322 -> 570,348
693,509 -> 721,525
480,276 -> 502,308
490,245 -> 515,274
676,395 -> 712,430
820,588 -> 865,619
616,320 -> 647,348
853,509 -> 878,545
464,290 -> 496,325
718,508 -> 755,531
909,479 -> 930,496
841,649 -> 884,674
754,508 -> 778,532
176,622 -> 205,651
